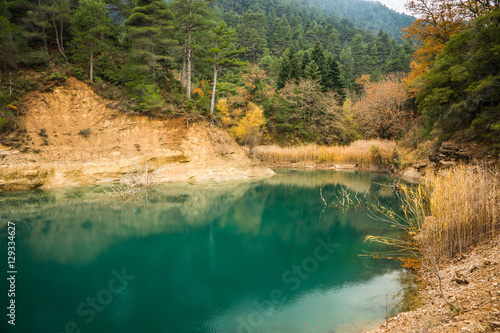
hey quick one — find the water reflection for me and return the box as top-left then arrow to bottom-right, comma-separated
0,171 -> 398,265
0,170 -> 405,333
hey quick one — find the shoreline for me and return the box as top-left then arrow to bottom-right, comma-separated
364,236 -> 500,333
0,160 -> 421,191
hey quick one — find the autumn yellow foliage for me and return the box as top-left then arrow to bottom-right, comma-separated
192,88 -> 204,98
217,99 -> 232,127
231,103 -> 266,147
217,99 -> 266,147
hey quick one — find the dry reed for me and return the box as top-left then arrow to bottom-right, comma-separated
253,140 -> 398,166
365,163 -> 499,265
419,164 -> 500,262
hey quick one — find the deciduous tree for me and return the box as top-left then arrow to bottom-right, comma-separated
353,74 -> 411,139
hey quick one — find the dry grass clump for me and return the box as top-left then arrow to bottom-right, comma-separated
107,163 -> 158,199
253,139 -> 398,166
365,163 -> 499,265
419,164 -> 499,262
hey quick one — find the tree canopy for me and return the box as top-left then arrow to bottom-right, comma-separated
416,7 -> 500,152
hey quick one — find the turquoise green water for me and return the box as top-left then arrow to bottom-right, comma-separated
0,170 -> 407,333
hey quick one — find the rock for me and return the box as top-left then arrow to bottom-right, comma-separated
439,160 -> 457,166
414,161 -> 427,170
453,278 -> 470,285
401,167 -> 423,181
429,141 -> 474,165
489,322 -> 500,328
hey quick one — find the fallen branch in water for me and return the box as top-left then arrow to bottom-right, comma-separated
106,162 -> 158,200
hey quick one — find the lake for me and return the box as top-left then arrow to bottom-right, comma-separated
0,170 -> 408,333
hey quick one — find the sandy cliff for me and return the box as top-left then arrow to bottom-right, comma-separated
0,77 -> 273,190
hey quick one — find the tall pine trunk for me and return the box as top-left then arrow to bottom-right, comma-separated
89,44 -> 94,83
210,64 -> 218,115
181,46 -> 186,88
187,31 -> 192,99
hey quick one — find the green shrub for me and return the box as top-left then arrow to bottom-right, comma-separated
48,72 -> 67,82
73,66 -> 87,81
78,128 -> 91,138
38,128 -> 48,137
95,55 -> 120,84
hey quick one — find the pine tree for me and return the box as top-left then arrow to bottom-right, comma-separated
288,45 -> 300,81
303,60 -> 320,82
71,0 -> 111,82
351,33 -> 366,77
271,15 -> 291,56
339,47 -> 354,90
0,2 -> 16,69
125,0 -> 176,88
311,42 -> 328,89
276,56 -> 291,89
22,0 -> 51,59
171,0 -> 216,98
238,11 -> 267,62
326,54 -> 346,102
208,21 -> 246,114
301,51 -> 310,75
375,29 -> 391,65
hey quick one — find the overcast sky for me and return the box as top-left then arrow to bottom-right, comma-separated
373,0 -> 412,15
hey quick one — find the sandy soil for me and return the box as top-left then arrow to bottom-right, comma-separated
365,237 -> 500,333
0,77 -> 273,190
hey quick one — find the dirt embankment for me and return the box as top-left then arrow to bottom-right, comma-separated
0,77 -> 273,190
365,237 -> 500,333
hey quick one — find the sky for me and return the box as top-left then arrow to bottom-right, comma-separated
372,0 -> 412,15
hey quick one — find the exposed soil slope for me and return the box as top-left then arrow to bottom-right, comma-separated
0,77 -> 273,190
366,237 -> 500,333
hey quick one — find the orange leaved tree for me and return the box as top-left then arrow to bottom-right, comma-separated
353,75 -> 411,139
403,0 -> 498,94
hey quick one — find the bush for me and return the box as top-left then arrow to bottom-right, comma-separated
38,128 -> 48,137
48,72 -> 67,82
73,66 -> 87,81
353,74 -> 412,139
78,128 -> 91,138
95,55 -> 120,84
231,103 -> 267,149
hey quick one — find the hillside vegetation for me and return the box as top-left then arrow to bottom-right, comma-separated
309,0 -> 415,39
0,0 -> 415,146
0,0 -> 498,156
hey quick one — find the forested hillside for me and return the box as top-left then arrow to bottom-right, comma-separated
213,0 -> 414,83
308,0 -> 415,39
0,0 -> 415,145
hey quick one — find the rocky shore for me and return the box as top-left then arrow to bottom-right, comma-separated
365,237 -> 500,333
